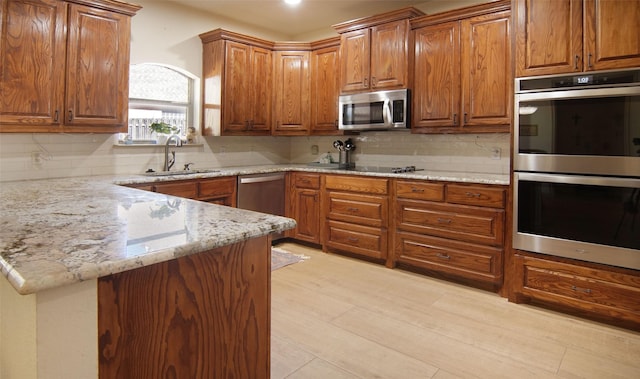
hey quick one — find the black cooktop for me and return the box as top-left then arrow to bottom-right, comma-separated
349,165 -> 424,174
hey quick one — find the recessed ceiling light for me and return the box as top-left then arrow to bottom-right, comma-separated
284,0 -> 301,5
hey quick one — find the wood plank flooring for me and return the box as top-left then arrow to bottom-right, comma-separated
270,242 -> 640,379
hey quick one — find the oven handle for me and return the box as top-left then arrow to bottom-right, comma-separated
515,172 -> 640,188
516,84 -> 640,101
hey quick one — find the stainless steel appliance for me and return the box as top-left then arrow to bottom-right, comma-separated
513,68 -> 640,270
338,89 -> 409,131
237,172 -> 286,241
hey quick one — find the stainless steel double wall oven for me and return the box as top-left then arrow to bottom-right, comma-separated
513,69 -> 640,270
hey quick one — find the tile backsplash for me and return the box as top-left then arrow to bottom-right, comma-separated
0,132 -> 510,182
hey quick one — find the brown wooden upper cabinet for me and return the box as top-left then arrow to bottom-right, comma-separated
333,8 -> 424,93
310,38 -> 342,135
199,30 -> 274,136
273,46 -> 311,136
0,0 -> 139,133
515,0 -> 640,77
411,1 -> 511,133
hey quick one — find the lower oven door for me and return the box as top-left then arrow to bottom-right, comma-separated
514,172 -> 640,270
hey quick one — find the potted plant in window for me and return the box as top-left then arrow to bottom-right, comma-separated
150,122 -> 179,144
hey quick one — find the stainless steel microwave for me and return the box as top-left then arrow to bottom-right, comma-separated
338,89 -> 409,131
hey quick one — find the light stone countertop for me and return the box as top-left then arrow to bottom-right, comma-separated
0,175 -> 296,295
1,164 -> 508,295
115,164 -> 510,186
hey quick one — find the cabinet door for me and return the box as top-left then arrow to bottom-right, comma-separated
584,0 -> 640,71
311,45 -> 340,134
340,28 -> 370,92
0,0 -> 66,131
293,188 -> 320,243
65,3 -> 130,131
370,20 -> 408,90
412,22 -> 460,130
514,0 -> 583,76
223,41 -> 252,133
461,10 -> 511,129
273,50 -> 310,135
249,46 -> 272,133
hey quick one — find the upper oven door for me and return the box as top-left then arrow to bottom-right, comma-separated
514,84 -> 640,176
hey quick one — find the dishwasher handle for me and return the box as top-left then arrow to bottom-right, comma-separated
239,173 -> 285,184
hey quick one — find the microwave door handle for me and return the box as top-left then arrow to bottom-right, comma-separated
383,99 -> 392,125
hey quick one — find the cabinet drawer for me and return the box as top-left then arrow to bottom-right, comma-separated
395,180 -> 444,201
293,173 -> 320,189
325,220 -> 387,260
325,175 -> 388,195
446,184 -> 505,208
199,177 -> 236,198
327,192 -> 388,227
154,182 -> 198,199
396,232 -> 503,284
396,200 -> 504,246
516,255 -> 640,319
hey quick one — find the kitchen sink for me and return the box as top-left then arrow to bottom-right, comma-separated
143,169 -> 220,177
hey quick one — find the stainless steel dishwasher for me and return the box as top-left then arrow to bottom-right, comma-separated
237,172 -> 286,241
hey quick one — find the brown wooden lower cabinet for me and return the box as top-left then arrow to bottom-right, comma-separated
325,219 -> 388,261
288,172 -> 321,244
98,236 -> 271,378
198,176 -> 237,206
323,175 -> 390,263
392,180 -> 506,287
513,253 -> 640,330
395,231 -> 503,284
125,176 -> 237,206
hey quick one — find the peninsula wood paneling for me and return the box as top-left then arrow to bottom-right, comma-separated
98,236 -> 271,378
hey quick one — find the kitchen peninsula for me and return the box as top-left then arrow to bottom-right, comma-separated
0,176 -> 296,378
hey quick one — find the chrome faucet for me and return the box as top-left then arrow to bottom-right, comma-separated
163,135 -> 182,171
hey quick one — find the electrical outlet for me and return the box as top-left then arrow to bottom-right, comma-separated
31,151 -> 42,164
311,144 -> 319,155
491,147 -> 501,160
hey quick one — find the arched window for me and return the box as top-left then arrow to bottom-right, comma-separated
126,63 -> 198,143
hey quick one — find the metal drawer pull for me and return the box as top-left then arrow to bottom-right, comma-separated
347,207 -> 360,212
411,187 -> 425,193
465,192 -> 481,198
347,237 -> 359,243
437,218 -> 452,224
571,285 -> 592,294
436,253 -> 451,260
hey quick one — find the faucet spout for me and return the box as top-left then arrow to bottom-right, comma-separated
163,135 -> 182,171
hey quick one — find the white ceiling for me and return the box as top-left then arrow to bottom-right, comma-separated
164,0 -> 486,39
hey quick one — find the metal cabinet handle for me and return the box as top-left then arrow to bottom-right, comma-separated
347,207 -> 360,213
347,237 -> 359,243
437,218 -> 452,224
411,187 -> 425,193
453,114 -> 458,126
371,76 -> 376,87
587,53 -> 593,69
574,55 -> 580,70
436,253 -> 451,260
571,285 -> 592,294
363,77 -> 368,88
463,113 -> 468,125
68,110 -> 73,122
54,110 -> 59,122
465,192 -> 481,198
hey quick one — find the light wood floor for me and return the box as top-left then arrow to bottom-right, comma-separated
270,242 -> 640,379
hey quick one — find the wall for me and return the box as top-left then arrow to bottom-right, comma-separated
0,0 -> 510,183
292,132 -> 510,175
